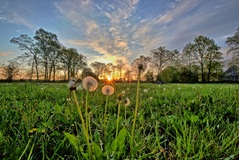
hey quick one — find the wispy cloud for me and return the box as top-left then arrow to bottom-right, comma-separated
55,0 -> 239,64
0,52 -> 13,56
54,0 -> 140,64
0,1 -> 35,30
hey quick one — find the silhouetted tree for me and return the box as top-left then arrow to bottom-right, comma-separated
90,61 -> 106,80
60,47 -> 87,80
34,28 -> 61,81
10,34 -> 40,80
3,60 -> 19,81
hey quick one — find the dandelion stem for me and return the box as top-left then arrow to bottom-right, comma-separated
130,71 -> 141,158
114,101 -> 121,157
72,91 -> 92,160
116,101 -> 121,139
124,105 -> 127,125
103,96 -> 109,148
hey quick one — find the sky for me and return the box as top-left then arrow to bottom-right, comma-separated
0,0 -> 239,66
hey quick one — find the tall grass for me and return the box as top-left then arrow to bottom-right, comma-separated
0,83 -> 239,159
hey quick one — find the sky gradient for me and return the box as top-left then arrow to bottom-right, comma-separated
0,0 -> 239,65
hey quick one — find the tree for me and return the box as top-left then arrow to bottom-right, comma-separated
150,46 -> 178,80
183,36 -> 222,82
124,69 -> 132,82
3,60 -> 19,81
90,61 -> 106,80
60,47 -> 87,80
205,45 -> 222,81
10,34 -> 40,80
160,66 -> 180,83
180,66 -> 199,83
81,67 -> 96,79
34,28 -> 61,81
226,27 -> 239,66
116,60 -> 125,81
144,71 -> 154,82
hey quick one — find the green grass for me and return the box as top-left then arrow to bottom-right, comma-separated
0,82 -> 239,159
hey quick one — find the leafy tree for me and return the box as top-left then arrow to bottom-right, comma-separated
150,46 -> 178,80
144,71 -> 154,82
160,66 -> 180,83
60,47 -> 87,80
81,67 -> 96,79
10,34 -> 40,80
34,28 -> 61,81
3,60 -> 19,81
225,27 -> 239,66
180,67 -> 199,83
183,36 -> 222,82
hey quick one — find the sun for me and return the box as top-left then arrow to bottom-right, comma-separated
107,75 -> 112,81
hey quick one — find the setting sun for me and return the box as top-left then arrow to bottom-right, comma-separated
107,75 -> 112,81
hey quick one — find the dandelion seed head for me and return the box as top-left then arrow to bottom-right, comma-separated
124,98 -> 130,106
82,76 -> 98,92
144,89 -> 148,93
122,90 -> 126,95
102,85 -> 114,96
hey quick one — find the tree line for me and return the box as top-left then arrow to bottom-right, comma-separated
1,27 -> 239,82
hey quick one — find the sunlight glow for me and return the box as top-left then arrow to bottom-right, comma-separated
107,75 -> 112,81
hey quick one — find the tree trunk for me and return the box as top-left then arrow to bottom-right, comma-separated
34,56 -> 39,81
53,65 -> 56,82
30,60 -> 34,80
44,61 -> 48,81
200,63 -> 205,82
207,62 -> 212,82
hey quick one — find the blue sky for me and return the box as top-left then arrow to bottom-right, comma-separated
0,0 -> 239,65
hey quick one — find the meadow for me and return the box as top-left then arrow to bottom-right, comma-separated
0,81 -> 239,160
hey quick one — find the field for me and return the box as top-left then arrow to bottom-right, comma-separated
0,82 -> 239,160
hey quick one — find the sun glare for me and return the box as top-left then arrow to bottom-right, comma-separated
107,75 -> 112,81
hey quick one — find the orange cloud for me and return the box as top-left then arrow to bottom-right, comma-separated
0,52 -> 13,56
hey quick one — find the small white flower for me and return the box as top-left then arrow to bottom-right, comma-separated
144,89 -> 148,93
122,91 -> 126,95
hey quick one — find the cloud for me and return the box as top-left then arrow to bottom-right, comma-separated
0,1 -> 35,30
55,0 -> 140,64
55,0 -> 239,65
0,52 -> 13,56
